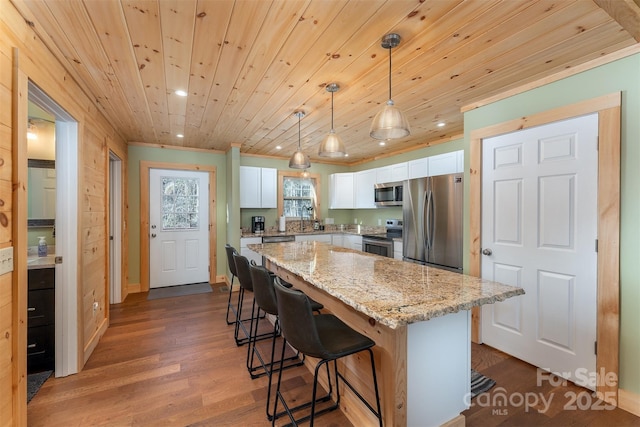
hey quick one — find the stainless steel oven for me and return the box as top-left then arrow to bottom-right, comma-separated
362,236 -> 394,258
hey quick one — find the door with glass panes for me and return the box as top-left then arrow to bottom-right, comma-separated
149,169 -> 210,288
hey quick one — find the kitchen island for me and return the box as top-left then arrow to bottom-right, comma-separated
248,241 -> 524,427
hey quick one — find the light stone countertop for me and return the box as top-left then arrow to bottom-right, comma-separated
27,254 -> 56,270
248,241 -> 525,329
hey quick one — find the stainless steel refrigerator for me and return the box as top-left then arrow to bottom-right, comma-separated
403,173 -> 463,272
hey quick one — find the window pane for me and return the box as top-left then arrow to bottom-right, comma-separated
160,176 -> 200,230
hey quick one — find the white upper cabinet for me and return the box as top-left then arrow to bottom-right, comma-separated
456,150 -> 464,173
354,169 -> 377,209
391,162 -> 408,181
329,173 -> 355,209
240,166 -> 277,208
427,151 -> 460,177
408,157 -> 429,179
376,166 -> 392,184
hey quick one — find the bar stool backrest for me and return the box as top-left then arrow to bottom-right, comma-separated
232,253 -> 254,292
273,280 -> 325,359
249,264 -> 278,315
225,244 -> 238,277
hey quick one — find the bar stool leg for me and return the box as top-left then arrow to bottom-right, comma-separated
225,275 -> 236,325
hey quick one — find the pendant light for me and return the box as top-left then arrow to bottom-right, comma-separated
289,111 -> 310,169
318,83 -> 346,157
370,33 -> 410,140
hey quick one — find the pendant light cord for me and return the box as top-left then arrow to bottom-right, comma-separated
298,113 -> 302,149
388,46 -> 392,101
330,90 -> 335,131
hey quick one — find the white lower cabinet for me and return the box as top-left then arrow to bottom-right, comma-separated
331,234 -> 344,247
295,234 -> 332,243
240,237 -> 263,265
344,234 -> 362,251
394,240 -> 403,260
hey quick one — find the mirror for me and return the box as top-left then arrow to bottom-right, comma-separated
28,159 -> 56,227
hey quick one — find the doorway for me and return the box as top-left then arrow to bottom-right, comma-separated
109,152 -> 123,304
469,93 -> 621,403
139,161 -> 217,292
480,114 -> 598,389
149,168 -> 210,288
28,81 -> 79,377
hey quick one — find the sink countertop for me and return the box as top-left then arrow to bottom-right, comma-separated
27,255 -> 56,269
248,241 -> 524,329
241,226 -> 385,239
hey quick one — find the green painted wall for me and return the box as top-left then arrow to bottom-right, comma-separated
127,146 -> 228,285
463,54 -> 640,394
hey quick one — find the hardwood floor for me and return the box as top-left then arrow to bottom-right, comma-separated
27,283 -> 640,426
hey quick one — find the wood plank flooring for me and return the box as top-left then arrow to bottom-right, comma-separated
27,283 -> 640,426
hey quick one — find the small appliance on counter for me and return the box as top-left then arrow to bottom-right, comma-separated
251,216 -> 265,233
278,215 -> 286,232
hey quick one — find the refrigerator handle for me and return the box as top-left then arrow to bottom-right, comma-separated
425,190 -> 433,251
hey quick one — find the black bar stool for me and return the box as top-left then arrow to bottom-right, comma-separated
272,280 -> 383,427
224,244 -> 239,325
232,253 -> 274,347
249,264 -> 324,420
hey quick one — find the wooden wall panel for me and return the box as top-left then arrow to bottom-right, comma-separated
0,2 -> 129,424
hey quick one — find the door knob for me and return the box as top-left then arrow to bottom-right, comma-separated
151,233 -> 157,238
482,248 -> 492,256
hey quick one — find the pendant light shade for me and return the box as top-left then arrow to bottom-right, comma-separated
370,33 -> 410,140
289,111 -> 310,169
318,83 -> 346,157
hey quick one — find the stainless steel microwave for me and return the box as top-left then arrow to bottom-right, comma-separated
374,181 -> 403,207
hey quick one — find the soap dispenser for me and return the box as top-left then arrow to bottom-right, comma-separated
38,236 -> 48,257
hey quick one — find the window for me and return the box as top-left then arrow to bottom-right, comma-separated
278,171 -> 321,219
160,176 -> 200,230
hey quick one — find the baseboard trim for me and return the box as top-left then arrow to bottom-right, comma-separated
440,414 -> 465,427
82,317 -> 108,366
619,388 -> 640,417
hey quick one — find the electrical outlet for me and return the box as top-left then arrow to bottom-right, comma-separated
0,247 -> 14,276
93,301 -> 99,312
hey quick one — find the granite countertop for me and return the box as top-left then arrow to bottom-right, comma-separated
27,255 -> 56,270
248,241 -> 524,329
241,228 -> 379,238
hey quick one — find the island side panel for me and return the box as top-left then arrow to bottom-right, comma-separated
407,310 -> 470,427
269,261 -> 407,427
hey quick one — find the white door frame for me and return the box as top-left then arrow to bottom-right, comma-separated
469,93 -> 621,404
109,152 -> 122,304
139,161 -> 217,292
28,81 -> 79,377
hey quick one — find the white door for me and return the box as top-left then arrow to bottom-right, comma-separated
481,114 -> 598,389
149,169 -> 210,288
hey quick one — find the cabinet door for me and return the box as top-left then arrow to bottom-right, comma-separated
394,240 -> 403,260
354,170 -> 376,209
240,166 -> 261,208
329,173 -> 354,209
376,166 -> 392,184
296,234 -> 331,243
391,162 -> 408,181
346,235 -> 362,251
428,152 -> 458,176
408,157 -> 428,179
331,234 -> 344,247
261,168 -> 277,208
456,150 -> 465,173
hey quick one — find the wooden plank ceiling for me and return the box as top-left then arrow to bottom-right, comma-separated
13,0 -> 640,164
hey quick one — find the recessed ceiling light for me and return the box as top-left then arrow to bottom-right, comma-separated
379,141 -> 386,146
437,122 -> 445,127
177,134 -> 184,138
275,145 -> 282,150
175,90 -> 188,97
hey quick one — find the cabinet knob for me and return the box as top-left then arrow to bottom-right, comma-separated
27,344 -> 36,349
27,307 -> 36,312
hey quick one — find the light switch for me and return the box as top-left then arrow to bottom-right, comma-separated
0,247 -> 14,276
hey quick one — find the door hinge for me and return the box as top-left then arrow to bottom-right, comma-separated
595,239 -> 598,252
594,341 -> 597,355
